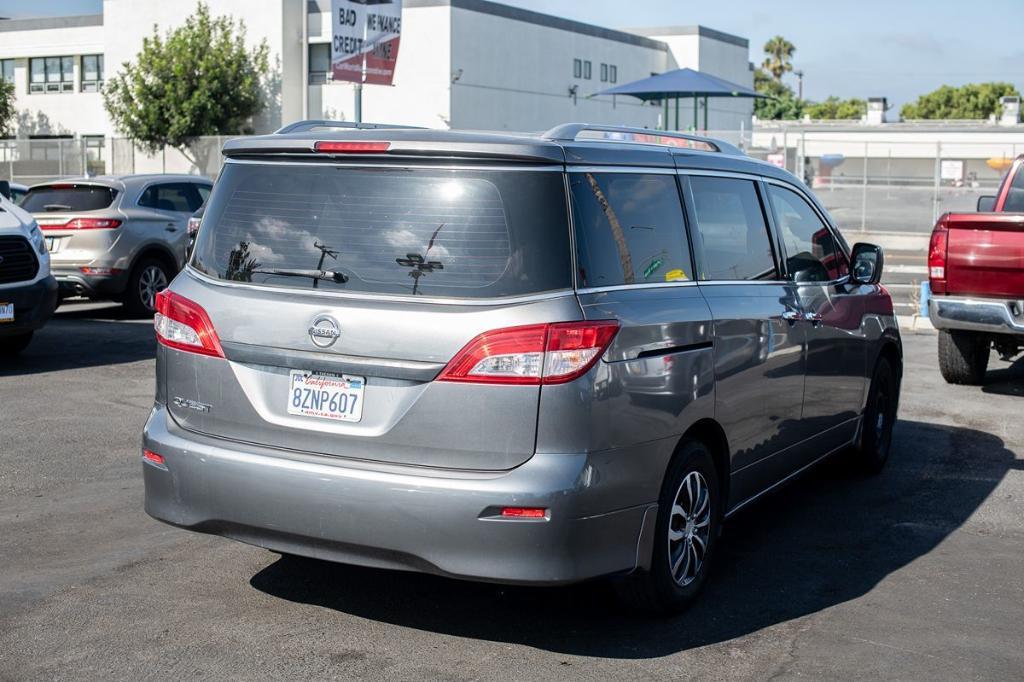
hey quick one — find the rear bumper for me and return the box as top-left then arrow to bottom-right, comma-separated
929,295 -> 1024,336
53,267 -> 129,298
142,405 -> 656,585
0,275 -> 58,337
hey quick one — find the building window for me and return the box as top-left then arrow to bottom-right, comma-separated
1,59 -> 13,84
30,56 -> 74,93
583,61 -> 592,80
600,63 -> 608,82
81,54 -> 103,92
573,58 -> 582,79
610,65 -> 617,83
28,135 -> 73,161
308,43 -> 331,84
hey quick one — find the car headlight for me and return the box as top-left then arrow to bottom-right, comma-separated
28,223 -> 46,255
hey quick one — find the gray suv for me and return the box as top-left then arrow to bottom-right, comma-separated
21,174 -> 212,314
143,121 -> 902,613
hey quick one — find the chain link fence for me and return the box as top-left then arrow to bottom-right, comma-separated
3,131 -> 1021,237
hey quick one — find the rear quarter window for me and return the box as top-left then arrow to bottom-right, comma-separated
191,163 -> 572,299
20,185 -> 117,212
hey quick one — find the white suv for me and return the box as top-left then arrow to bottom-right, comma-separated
0,182 -> 58,356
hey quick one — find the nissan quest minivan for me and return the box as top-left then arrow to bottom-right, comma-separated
143,121 -> 902,613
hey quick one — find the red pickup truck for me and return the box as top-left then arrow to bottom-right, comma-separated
929,154 -> 1024,384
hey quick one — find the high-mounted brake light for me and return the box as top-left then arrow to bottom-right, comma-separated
437,321 -> 619,385
39,217 -> 122,231
314,141 -> 391,153
154,289 -> 225,358
928,217 -> 949,295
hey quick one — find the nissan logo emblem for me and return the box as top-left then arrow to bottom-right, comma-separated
308,315 -> 341,348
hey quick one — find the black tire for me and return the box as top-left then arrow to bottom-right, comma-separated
938,330 -> 989,385
0,332 -> 33,356
615,439 -> 721,615
123,258 -> 171,317
854,356 -> 898,474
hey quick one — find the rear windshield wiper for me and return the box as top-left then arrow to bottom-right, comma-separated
43,204 -> 73,211
250,267 -> 349,284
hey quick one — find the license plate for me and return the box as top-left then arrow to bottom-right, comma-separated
287,371 -> 364,423
0,302 -> 12,323
45,237 -> 58,252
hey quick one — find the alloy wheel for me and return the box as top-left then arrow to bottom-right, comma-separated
138,265 -> 168,312
667,470 -> 712,587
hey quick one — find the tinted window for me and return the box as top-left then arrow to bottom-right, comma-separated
688,176 -> 777,281
20,185 -> 117,212
570,172 -> 692,288
139,183 -> 203,213
1005,164 -> 1024,212
192,163 -> 572,299
767,184 -> 848,282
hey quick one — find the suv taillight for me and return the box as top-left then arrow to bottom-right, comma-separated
437,321 -> 619,385
928,217 -> 949,295
39,217 -> 122,231
154,289 -> 224,358
187,217 -> 201,236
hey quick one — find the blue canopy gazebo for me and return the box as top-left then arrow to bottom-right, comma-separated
594,67 -> 766,132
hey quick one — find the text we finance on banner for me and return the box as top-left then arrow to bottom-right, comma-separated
331,0 -> 403,86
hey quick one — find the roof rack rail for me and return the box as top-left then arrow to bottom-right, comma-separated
543,123 -> 743,156
275,119 -> 428,134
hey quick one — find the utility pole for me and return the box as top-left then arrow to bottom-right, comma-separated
794,70 -> 804,100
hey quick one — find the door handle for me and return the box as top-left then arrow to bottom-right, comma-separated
781,310 -> 801,324
165,223 -> 178,232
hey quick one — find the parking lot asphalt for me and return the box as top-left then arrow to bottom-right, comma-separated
1,302 -> 1022,681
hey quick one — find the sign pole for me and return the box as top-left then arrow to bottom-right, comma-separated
354,83 -> 362,123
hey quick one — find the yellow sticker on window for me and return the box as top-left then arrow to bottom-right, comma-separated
665,269 -> 688,282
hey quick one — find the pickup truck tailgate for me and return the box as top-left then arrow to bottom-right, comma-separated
945,214 -> 1024,298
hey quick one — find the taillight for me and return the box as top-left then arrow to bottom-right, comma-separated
38,217 -> 122,231
437,321 -> 619,385
154,289 -> 225,358
187,217 -> 201,236
314,141 -> 390,153
928,217 -> 949,295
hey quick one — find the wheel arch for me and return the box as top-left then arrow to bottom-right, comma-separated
131,244 -> 180,277
678,418 -> 731,513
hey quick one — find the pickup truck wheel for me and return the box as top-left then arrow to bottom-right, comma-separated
0,332 -> 34,356
614,439 -> 720,615
854,357 -> 897,474
938,330 -> 989,385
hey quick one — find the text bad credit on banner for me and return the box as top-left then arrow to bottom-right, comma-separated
331,0 -> 403,86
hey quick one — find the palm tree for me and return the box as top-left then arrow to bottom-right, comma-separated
762,36 -> 796,82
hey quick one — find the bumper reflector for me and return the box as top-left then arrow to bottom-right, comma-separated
501,507 -> 547,519
143,449 -> 165,466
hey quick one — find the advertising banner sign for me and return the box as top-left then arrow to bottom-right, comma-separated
331,0 -> 402,86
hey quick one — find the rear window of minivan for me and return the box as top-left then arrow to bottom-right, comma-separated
21,185 -> 117,212
191,163 -> 572,299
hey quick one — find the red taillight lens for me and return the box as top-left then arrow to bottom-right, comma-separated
437,321 -> 619,385
500,507 -> 547,519
154,289 -> 225,358
314,141 -> 390,153
38,217 -> 122,231
142,449 -> 165,466
928,218 -> 949,294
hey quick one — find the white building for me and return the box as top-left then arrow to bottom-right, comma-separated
0,0 -> 753,178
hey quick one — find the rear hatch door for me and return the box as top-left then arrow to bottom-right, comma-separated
167,159 -> 576,470
22,183 -> 122,264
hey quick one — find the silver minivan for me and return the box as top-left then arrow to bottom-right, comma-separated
143,122 -> 902,613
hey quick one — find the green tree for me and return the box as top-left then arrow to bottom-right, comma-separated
762,36 -> 796,82
805,96 -> 867,120
0,79 -> 15,136
900,83 -> 1020,120
754,68 -> 804,120
103,3 -> 269,170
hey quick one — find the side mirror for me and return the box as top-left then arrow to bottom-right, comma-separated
851,242 -> 884,285
0,180 -> 9,200
977,195 -> 997,212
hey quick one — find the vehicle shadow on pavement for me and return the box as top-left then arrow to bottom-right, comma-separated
982,356 -> 1024,398
0,306 -> 155,376
249,419 -> 1018,659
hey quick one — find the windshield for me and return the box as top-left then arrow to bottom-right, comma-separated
191,163 -> 572,299
21,185 -> 117,212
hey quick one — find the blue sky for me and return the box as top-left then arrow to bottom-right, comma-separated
3,0 -> 1021,110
